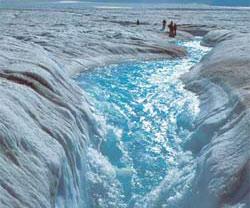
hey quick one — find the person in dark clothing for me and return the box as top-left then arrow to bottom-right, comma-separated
173,23 -> 177,37
136,19 -> 140,25
168,21 -> 174,37
162,19 -> 166,31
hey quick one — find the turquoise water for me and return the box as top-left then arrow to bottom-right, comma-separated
76,39 -> 210,207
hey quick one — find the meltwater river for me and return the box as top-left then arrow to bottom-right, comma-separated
75,38 -> 210,208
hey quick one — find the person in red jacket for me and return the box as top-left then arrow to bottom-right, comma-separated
168,21 -> 174,37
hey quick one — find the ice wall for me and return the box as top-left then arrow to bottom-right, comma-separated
0,36 -> 105,208
182,32 -> 250,208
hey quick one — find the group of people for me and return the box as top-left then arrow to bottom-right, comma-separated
135,19 -> 177,38
162,20 -> 177,37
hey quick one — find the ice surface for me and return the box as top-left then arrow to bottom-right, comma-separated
0,5 -> 250,208
0,35 -> 106,208
180,31 -> 250,208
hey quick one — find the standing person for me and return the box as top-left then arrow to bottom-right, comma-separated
136,19 -> 140,25
173,23 -> 177,37
168,21 -> 174,37
162,19 -> 166,31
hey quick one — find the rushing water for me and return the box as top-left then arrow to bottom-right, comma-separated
75,39 -> 210,207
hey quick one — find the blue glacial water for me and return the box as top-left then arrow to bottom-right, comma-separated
75,39 -> 210,207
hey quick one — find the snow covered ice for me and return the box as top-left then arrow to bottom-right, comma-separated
0,4 -> 250,208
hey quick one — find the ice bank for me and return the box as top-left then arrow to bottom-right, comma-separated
181,30 -> 250,207
0,36 -> 104,208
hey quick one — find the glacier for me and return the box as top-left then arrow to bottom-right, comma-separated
0,6 -> 250,208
